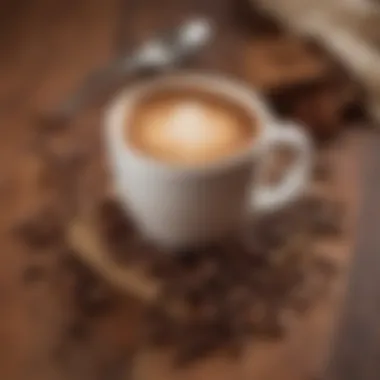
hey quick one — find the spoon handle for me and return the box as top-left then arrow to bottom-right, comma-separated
56,57 -> 138,120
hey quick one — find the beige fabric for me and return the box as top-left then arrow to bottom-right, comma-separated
253,0 -> 380,122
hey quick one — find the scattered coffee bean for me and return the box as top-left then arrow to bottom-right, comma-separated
312,255 -> 339,278
59,250 -> 82,273
174,323 -> 224,367
149,255 -> 177,279
14,208 -> 63,250
144,306 -> 177,346
177,249 -> 200,268
196,302 -> 219,323
88,195 -> 341,364
342,100 -> 368,123
66,318 -> 89,342
35,113 -> 71,135
253,212 -> 295,249
76,285 -> 114,318
313,156 -> 333,182
22,265 -> 45,283
311,200 -> 344,236
97,198 -> 135,259
58,146 -> 88,169
255,304 -> 286,339
98,352 -> 131,380
73,267 -> 115,317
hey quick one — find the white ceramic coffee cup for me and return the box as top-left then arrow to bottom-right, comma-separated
105,72 -> 312,249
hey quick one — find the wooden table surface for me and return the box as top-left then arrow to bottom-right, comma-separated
0,1 -> 374,380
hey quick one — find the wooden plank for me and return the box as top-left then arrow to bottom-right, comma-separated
0,1 -> 368,380
325,132 -> 380,380
130,132 -> 363,380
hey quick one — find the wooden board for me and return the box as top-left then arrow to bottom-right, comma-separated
131,132 -> 364,380
0,1 -> 370,380
324,133 -> 380,380
66,130 -> 365,380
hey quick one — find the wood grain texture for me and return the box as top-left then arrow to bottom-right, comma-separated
130,131 -> 363,380
0,1 -> 369,380
325,132 -> 380,380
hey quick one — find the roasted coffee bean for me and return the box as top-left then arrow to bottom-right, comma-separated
247,301 -> 267,326
313,156 -> 333,182
66,319 -> 89,342
74,271 -> 115,317
144,307 -> 177,346
197,258 -> 219,279
290,268 -> 327,313
300,195 -> 324,212
22,265 -> 46,283
136,195 -> 338,363
311,200 -> 344,236
312,256 -> 338,278
175,324 -> 224,367
97,198 -> 134,254
77,289 -> 114,317
14,209 -> 63,250
51,341 -> 69,366
294,196 -> 325,230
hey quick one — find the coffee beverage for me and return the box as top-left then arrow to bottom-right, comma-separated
107,73 -> 311,248
127,88 -> 257,166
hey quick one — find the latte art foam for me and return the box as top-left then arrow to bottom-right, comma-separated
128,88 -> 256,165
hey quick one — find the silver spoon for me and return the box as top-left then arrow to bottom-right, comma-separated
54,18 -> 214,121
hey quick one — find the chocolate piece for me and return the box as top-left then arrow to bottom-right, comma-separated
196,302 -> 219,323
177,249 -> 200,268
278,78 -> 347,140
14,208 -> 63,250
312,255 -> 339,278
59,250 -> 82,273
234,0 -> 282,35
149,255 -> 178,280
83,191 -> 338,364
35,113 -> 71,135
98,352 -> 131,380
342,100 -> 369,123
252,303 -> 286,339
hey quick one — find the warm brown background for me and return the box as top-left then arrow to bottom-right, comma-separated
0,2 -> 139,380
0,1 -> 372,380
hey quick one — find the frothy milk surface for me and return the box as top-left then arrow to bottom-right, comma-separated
127,88 -> 256,165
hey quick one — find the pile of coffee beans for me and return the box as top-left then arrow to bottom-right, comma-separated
14,206 -> 64,250
15,124 -> 344,367
93,193 -> 343,365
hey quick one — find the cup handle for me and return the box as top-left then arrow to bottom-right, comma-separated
251,121 -> 313,214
